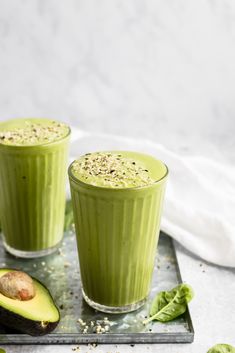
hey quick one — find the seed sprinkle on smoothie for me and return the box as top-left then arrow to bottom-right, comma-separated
71,152 -> 162,188
0,120 -> 69,146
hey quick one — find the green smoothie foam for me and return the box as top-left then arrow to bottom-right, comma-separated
0,118 -> 70,257
0,119 -> 69,146
69,151 -> 168,312
71,151 -> 167,188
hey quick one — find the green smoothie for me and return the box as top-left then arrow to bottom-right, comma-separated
0,118 -> 70,258
69,151 -> 168,313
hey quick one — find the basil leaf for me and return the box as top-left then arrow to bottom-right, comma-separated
207,344 -> 235,353
64,200 -> 74,231
143,283 -> 193,324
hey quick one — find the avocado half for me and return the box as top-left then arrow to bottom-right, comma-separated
0,269 -> 60,336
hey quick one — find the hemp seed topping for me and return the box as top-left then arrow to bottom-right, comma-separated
71,152 -> 155,188
0,120 -> 69,146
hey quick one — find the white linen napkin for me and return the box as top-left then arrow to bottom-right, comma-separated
69,128 -> 235,267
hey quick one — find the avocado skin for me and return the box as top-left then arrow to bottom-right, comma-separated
0,270 -> 60,336
0,305 -> 59,335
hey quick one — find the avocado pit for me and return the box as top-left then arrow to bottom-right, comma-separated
0,271 -> 35,301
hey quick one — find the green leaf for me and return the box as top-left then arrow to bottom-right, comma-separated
143,283 -> 194,324
207,344 -> 235,353
64,200 -> 74,231
0,348 -> 6,353
149,290 -> 169,317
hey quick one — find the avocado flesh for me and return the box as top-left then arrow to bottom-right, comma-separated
0,269 -> 60,336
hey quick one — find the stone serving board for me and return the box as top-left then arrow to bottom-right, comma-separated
0,231 -> 194,344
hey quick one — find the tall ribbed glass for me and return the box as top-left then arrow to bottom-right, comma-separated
0,120 -> 70,258
69,155 -> 168,313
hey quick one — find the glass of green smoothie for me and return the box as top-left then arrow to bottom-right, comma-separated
0,118 -> 70,258
69,151 -> 168,313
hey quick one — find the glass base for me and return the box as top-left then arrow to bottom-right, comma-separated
3,240 -> 61,258
82,289 -> 146,314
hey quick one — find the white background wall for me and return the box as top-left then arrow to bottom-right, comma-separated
0,0 -> 234,162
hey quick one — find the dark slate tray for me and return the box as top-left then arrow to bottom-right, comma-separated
0,231 -> 194,344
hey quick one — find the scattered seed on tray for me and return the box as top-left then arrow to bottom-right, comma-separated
77,317 -> 111,334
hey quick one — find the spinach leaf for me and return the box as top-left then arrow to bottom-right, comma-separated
207,344 -> 235,353
143,283 -> 193,324
64,200 -> 74,231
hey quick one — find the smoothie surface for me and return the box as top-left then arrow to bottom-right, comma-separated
0,118 -> 69,146
71,151 -> 167,188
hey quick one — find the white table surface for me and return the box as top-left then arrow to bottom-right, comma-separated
0,0 -> 235,352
